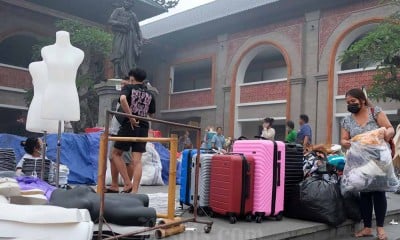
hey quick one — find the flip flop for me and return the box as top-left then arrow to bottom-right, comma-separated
104,188 -> 119,193
120,187 -> 132,194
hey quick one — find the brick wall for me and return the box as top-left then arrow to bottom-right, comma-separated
319,0 -> 378,58
226,19 -> 304,68
337,69 -> 375,95
240,81 -> 287,103
0,65 -> 32,89
170,89 -> 213,109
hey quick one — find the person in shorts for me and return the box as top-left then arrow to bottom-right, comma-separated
111,68 -> 156,193
106,77 -> 135,193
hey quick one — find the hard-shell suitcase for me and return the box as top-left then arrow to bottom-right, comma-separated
233,140 -> 285,223
179,149 -> 214,209
283,144 -> 304,217
190,153 -> 214,209
180,149 -> 197,207
209,154 -> 254,224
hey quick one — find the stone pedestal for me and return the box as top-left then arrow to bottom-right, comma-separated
94,79 -> 122,127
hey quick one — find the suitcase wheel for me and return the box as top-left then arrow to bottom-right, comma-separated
245,214 -> 252,222
229,216 -> 237,224
255,216 -> 263,223
188,206 -> 194,214
204,225 -> 212,234
275,212 -> 283,221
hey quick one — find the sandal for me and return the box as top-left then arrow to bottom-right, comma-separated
354,228 -> 373,238
104,188 -> 119,193
120,187 -> 132,194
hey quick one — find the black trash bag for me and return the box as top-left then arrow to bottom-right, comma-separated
298,176 -> 346,226
342,191 -> 361,222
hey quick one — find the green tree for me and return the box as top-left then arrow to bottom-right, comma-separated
30,20 -> 112,132
339,1 -> 400,101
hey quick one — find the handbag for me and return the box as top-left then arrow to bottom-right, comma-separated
371,107 -> 395,158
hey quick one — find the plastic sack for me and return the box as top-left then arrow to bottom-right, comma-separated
297,176 -> 346,226
105,143 -> 164,186
342,191 -> 361,222
341,128 -> 399,194
140,143 -> 164,186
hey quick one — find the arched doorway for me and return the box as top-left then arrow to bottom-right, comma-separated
0,34 -> 39,68
232,43 -> 290,139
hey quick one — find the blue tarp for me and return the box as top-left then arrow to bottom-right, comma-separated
151,143 -> 181,185
0,133 -> 180,185
0,133 -> 100,184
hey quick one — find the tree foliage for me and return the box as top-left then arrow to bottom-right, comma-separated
30,19 -> 112,132
339,2 -> 400,101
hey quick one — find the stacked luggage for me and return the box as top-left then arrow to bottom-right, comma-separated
209,154 -> 254,223
232,140 -> 285,223
283,144 -> 304,216
180,140 -> 307,224
179,149 -> 215,213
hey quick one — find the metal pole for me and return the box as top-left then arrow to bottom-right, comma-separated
97,111 -> 111,240
55,120 -> 62,187
40,131 -> 47,180
167,134 -> 178,219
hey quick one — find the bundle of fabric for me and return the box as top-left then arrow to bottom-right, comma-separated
341,128 -> 399,194
303,144 -> 345,177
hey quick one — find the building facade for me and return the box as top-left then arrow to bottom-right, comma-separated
141,0 -> 400,145
0,0 -> 165,134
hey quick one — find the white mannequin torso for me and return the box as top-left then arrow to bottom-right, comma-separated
41,31 -> 84,121
26,61 -> 64,133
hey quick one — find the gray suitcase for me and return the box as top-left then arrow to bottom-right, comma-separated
190,153 -> 214,209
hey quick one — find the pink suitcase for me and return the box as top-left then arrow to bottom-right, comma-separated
233,140 -> 285,223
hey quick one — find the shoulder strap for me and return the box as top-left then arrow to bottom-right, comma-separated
370,107 -> 377,122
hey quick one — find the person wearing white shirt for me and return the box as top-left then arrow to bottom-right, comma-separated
261,117 -> 275,140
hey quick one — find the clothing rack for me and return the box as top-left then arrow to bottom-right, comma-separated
96,110 -> 213,240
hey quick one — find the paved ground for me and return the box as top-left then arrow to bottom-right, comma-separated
338,223 -> 400,240
131,185 -> 400,240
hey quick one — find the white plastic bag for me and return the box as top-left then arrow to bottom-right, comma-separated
140,143 -> 164,186
341,128 -> 399,194
105,142 -> 164,186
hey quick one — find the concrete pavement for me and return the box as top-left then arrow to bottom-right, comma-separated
137,186 -> 400,240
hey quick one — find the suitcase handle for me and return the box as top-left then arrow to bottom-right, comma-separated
277,162 -> 281,186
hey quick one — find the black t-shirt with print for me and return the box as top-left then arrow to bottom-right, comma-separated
119,83 -> 156,128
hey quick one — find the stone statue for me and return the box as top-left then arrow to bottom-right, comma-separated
109,0 -> 143,79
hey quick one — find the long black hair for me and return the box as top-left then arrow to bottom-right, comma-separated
345,88 -> 371,106
20,137 -> 40,155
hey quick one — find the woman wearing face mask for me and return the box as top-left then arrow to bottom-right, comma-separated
261,117 -> 275,140
341,88 -> 394,240
17,138 -> 43,174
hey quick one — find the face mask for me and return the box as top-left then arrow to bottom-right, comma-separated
347,103 -> 361,114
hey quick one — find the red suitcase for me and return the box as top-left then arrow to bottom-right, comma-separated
209,154 -> 254,224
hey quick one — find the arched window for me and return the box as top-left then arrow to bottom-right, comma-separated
244,49 -> 286,83
0,34 -> 39,68
341,34 -> 377,71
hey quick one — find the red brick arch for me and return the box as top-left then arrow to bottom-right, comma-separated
229,40 -> 292,136
0,27 -> 50,43
325,18 -> 384,143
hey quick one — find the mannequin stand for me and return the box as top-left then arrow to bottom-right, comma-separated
40,131 -> 47,180
55,121 -> 62,188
